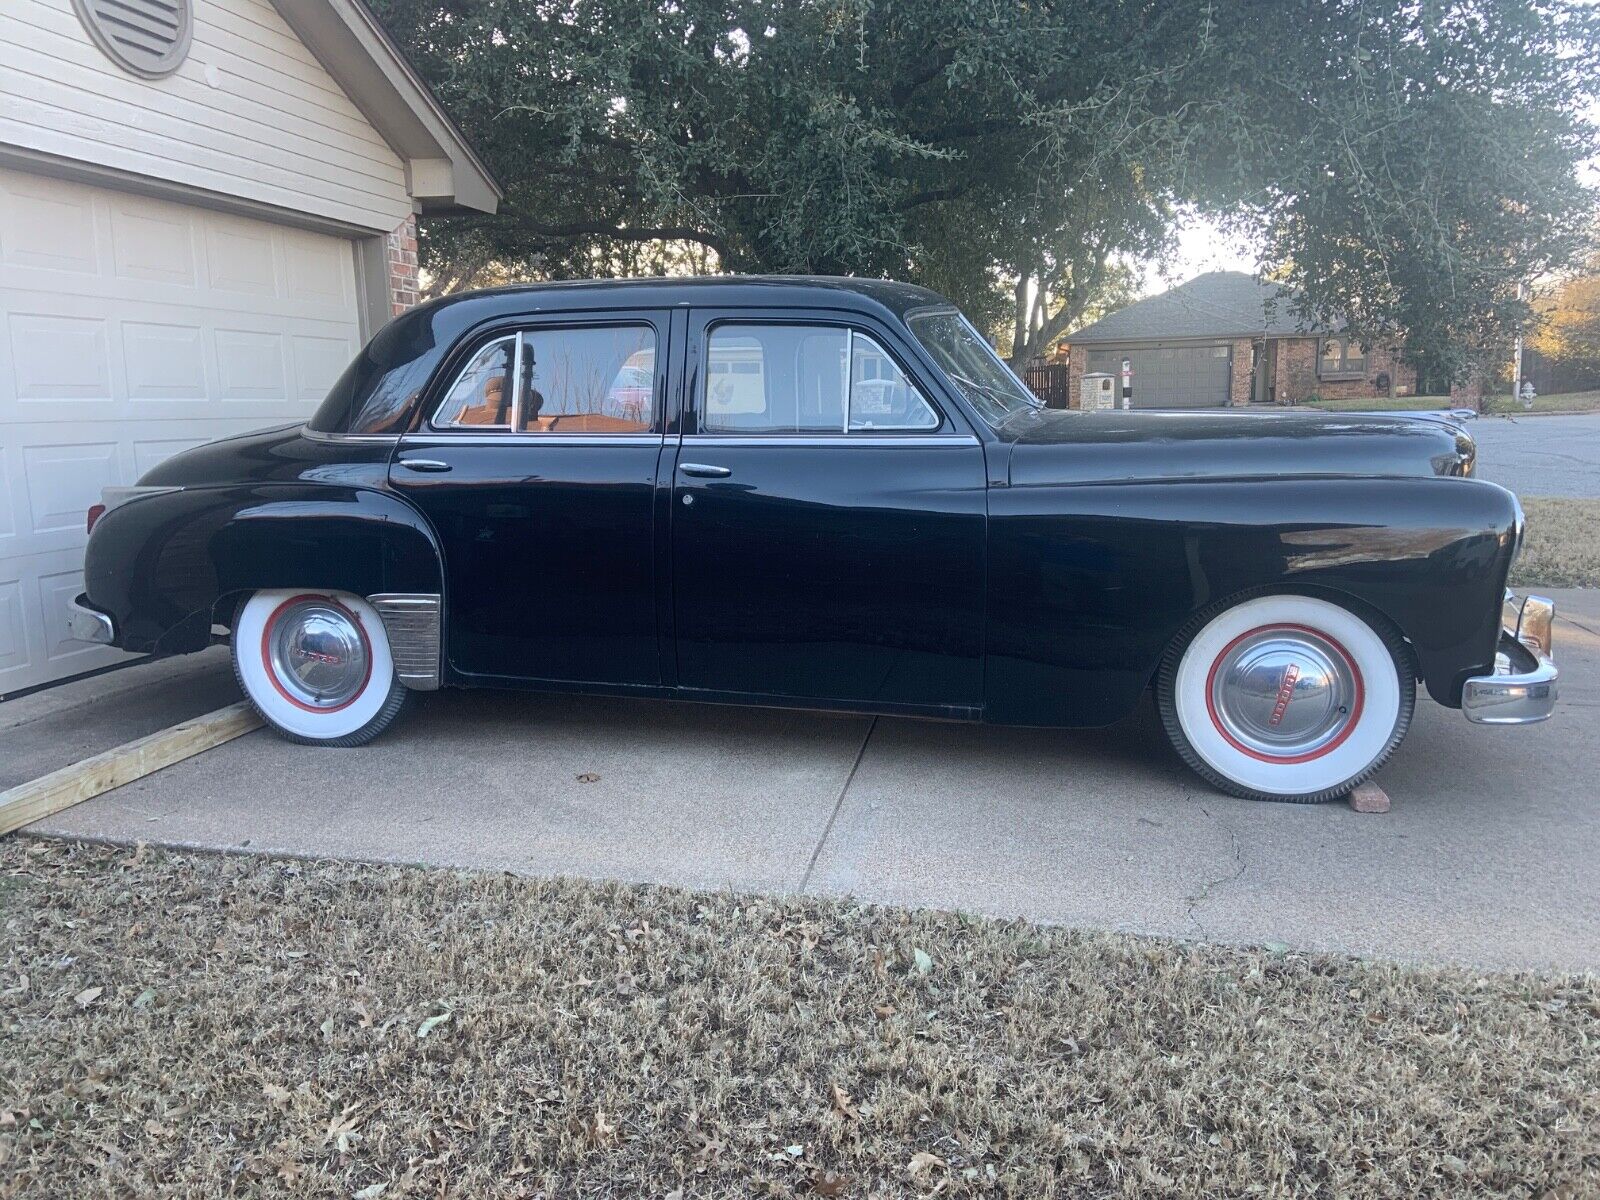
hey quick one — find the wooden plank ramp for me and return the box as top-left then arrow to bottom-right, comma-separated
0,702 -> 262,837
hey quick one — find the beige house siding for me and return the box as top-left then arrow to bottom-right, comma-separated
0,0 -> 412,232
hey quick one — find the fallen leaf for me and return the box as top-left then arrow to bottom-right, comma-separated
814,1170 -> 849,1197
353,1185 -> 387,1199
263,1084 -> 293,1109
912,948 -> 933,976
131,988 -> 156,1010
416,1011 -> 452,1039
908,1150 -> 945,1180
74,986 -> 103,1009
874,1003 -> 896,1020
830,1083 -> 860,1122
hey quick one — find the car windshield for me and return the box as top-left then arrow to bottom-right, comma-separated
907,308 -> 1042,428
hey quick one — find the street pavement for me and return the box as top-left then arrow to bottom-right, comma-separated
1469,412 -> 1600,498
13,591 -> 1599,974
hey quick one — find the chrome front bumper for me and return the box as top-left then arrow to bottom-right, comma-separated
66,593 -> 116,645
1462,593 -> 1558,725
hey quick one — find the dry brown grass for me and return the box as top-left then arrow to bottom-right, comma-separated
1512,497 -> 1600,590
3,840 -> 1597,1199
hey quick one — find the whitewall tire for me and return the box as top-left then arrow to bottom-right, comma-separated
1156,594 -> 1414,803
232,589 -> 409,746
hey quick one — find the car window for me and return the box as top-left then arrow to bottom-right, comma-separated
703,324 -> 938,434
432,324 -> 657,434
433,336 -> 515,428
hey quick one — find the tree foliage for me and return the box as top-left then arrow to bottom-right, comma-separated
1533,253 -> 1600,369
372,0 -> 1599,378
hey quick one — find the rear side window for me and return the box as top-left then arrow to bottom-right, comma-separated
703,324 -> 938,434
431,324 -> 657,434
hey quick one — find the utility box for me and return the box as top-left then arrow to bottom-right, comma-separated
1080,372 -> 1116,410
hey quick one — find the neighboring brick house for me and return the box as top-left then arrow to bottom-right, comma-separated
1061,272 -> 1415,409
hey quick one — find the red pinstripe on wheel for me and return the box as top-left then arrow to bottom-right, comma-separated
259,593 -> 373,715
1202,623 -> 1365,764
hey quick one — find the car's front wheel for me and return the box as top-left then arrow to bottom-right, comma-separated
1156,594 -> 1414,803
232,589 -> 409,746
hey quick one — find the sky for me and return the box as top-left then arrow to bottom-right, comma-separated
1138,213 -> 1258,295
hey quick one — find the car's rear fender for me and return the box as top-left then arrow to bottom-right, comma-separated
83,484 -> 444,656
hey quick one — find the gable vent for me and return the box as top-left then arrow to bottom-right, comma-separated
73,0 -> 193,79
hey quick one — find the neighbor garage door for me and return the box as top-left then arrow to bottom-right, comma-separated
0,167 -> 363,694
1085,344 -> 1231,408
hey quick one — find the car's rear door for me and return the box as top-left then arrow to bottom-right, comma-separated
390,309 -> 673,686
669,307 -> 987,712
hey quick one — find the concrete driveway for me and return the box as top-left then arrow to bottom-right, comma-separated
13,589 -> 1599,974
1470,412 -> 1600,498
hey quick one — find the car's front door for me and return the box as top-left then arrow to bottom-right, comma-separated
670,309 -> 988,712
389,310 -> 672,686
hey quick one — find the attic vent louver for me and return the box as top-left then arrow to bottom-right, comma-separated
73,0 -> 193,79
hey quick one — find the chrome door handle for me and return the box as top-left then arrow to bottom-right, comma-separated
399,458 -> 452,473
679,462 -> 731,478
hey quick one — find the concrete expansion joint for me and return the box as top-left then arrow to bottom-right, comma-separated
799,716 -> 877,893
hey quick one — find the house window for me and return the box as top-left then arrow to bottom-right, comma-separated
1319,337 -> 1367,379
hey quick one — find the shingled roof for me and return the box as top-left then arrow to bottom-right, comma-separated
1067,271 -> 1334,344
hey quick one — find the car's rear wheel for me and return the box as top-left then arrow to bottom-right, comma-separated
1156,594 -> 1414,803
232,589 -> 409,746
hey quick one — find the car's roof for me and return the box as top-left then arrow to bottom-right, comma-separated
419,275 -> 953,321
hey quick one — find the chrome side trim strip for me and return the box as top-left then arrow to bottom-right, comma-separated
368,593 -> 442,690
300,428 -> 402,444
66,594 -> 115,645
679,435 -> 979,448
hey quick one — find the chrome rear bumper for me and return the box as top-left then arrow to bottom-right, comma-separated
1462,593 -> 1557,725
66,593 -> 116,645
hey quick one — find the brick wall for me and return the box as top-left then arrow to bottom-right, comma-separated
1066,350 -> 1086,409
1273,336 -> 1416,403
386,214 -> 419,316
1227,337 -> 1254,405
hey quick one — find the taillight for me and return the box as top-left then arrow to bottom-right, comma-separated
86,503 -> 107,534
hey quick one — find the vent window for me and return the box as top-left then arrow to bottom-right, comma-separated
73,0 -> 193,79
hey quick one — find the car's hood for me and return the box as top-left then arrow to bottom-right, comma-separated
1000,408 -> 1476,487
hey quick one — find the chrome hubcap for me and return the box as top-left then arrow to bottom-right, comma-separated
267,599 -> 369,708
1210,629 -> 1357,758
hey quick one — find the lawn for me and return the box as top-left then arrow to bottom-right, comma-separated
2,840 -> 1597,1198
1304,390 -> 1600,414
1512,497 -> 1600,589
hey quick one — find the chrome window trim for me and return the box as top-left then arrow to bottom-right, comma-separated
398,433 -> 666,448
426,324 -> 660,438
429,334 -> 517,432
702,319 -> 948,438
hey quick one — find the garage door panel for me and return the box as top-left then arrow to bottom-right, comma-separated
109,201 -> 199,287
123,322 -> 211,401
0,173 -> 100,275
215,327 -> 288,399
0,578 -> 27,674
6,312 -> 112,401
0,165 -> 362,693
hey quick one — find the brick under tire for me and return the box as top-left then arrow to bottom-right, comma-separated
231,589 -> 409,747
1156,593 -> 1415,804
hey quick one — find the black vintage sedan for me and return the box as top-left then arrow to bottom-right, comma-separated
68,277 -> 1557,802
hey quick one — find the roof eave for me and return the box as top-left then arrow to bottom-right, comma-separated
270,0 -> 501,216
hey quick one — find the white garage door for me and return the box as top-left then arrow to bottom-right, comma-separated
0,167 -> 363,695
